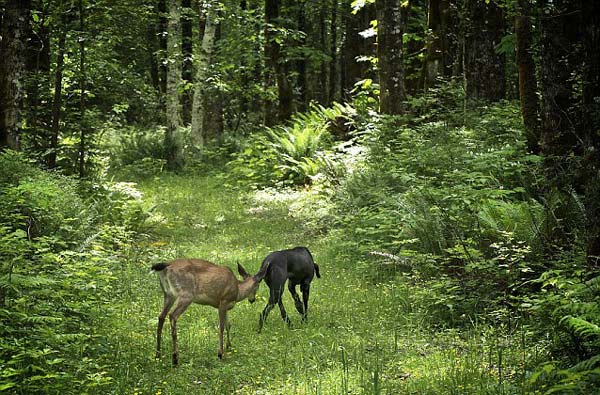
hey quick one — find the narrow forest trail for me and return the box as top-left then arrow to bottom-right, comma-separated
104,173 -> 512,395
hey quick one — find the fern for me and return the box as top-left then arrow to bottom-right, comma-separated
561,315 -> 600,339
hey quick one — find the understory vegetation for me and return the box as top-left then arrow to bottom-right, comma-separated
1,84 -> 598,394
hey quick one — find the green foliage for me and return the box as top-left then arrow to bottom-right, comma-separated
228,103 -> 355,186
102,125 -> 167,178
0,151 -> 150,394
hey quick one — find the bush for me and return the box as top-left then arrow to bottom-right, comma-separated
228,103 -> 356,186
0,151 -> 148,394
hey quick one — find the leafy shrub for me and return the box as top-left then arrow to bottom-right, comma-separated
103,125 -> 166,177
228,103 -> 355,186
0,151 -> 149,394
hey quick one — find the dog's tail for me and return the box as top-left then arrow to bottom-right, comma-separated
314,263 -> 321,279
151,262 -> 169,272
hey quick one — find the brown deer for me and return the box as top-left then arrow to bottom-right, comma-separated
151,259 -> 269,365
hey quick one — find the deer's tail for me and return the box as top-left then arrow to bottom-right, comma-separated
151,262 -> 169,272
314,263 -> 321,279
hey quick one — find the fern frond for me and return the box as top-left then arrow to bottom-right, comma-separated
561,315 -> 600,339
570,354 -> 600,372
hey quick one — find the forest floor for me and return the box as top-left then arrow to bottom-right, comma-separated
102,172 -> 525,395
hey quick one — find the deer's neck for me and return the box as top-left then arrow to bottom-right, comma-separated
236,278 -> 256,302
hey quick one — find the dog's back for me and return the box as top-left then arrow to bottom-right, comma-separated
263,246 -> 318,283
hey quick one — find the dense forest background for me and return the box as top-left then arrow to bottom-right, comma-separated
1,0 -> 599,393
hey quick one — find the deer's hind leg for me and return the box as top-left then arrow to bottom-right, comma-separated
168,297 -> 192,366
156,294 -> 176,359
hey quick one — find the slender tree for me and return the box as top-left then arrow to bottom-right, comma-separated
376,0 -> 408,115
190,5 -> 217,147
515,0 -> 539,153
423,0 -> 443,89
48,13 -> 68,169
265,0 -> 293,122
164,0 -> 184,170
341,1 -> 375,99
329,0 -> 338,103
181,0 -> 194,124
0,0 -> 31,150
77,0 -> 87,178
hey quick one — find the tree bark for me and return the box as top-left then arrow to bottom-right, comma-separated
319,3 -> 328,105
164,0 -> 184,170
539,0 -> 579,184
376,0 -> 408,115
181,0 -> 194,125
0,0 -> 31,150
423,0 -> 443,89
77,0 -> 87,178
158,0 -> 168,97
329,0 -> 338,103
48,20 -> 67,169
515,0 -> 539,153
190,6 -> 217,148
341,2 -> 375,99
297,1 -> 307,111
581,1 -> 600,270
464,0 -> 505,103
265,0 -> 293,123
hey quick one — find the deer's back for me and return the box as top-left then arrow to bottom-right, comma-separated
160,259 -> 239,308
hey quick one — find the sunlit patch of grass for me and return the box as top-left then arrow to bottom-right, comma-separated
97,172 -> 531,395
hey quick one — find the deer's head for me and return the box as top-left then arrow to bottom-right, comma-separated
237,262 -> 269,303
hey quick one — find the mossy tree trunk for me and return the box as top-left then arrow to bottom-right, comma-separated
376,0 -> 408,115
0,0 -> 31,151
164,0 -> 184,170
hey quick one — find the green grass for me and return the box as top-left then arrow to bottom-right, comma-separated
99,172 -> 529,395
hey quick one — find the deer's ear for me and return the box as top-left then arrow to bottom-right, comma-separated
237,262 -> 250,278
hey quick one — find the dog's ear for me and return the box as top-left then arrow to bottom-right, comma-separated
238,262 -> 250,279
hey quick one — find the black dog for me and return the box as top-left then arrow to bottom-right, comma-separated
257,247 -> 320,331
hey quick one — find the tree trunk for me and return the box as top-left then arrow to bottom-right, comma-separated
77,0 -> 87,178
0,0 -> 31,150
515,0 -> 539,153
539,0 -> 579,184
440,0 -> 458,77
48,21 -> 67,169
297,1 -> 307,111
319,3 -> 328,104
164,0 -> 184,170
190,7 -> 217,148
265,0 -> 293,122
423,0 -> 443,89
464,0 -> 505,103
581,1 -> 600,270
158,0 -> 168,97
538,0 -> 580,250
329,0 -> 338,103
376,0 -> 407,115
201,19 -> 223,144
25,1 -> 51,151
181,0 -> 194,125
341,2 -> 375,99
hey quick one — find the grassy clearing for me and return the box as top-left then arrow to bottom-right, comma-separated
101,173 -> 529,394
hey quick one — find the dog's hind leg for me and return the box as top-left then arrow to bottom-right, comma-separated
288,281 -> 305,316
